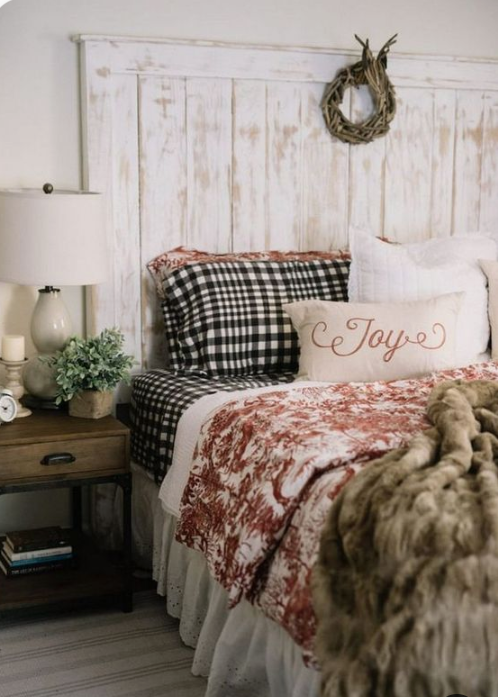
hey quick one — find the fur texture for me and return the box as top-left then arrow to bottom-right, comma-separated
312,379 -> 498,697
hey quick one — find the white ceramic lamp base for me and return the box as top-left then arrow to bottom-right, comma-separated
23,287 -> 72,400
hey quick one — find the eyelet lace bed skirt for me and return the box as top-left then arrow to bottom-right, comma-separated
128,463 -> 320,697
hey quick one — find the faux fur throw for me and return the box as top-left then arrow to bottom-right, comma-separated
312,379 -> 498,697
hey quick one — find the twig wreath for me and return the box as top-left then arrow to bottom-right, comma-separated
321,34 -> 398,145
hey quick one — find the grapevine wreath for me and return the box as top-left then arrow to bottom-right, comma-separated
321,34 -> 398,145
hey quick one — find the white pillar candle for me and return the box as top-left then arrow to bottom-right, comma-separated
1,335 -> 25,362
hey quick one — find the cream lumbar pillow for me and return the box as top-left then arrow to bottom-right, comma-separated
348,228 -> 497,366
479,260 -> 498,359
283,294 -> 462,383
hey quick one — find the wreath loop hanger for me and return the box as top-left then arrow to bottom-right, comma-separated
321,34 -> 398,145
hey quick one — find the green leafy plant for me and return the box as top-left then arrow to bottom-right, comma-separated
46,328 -> 134,404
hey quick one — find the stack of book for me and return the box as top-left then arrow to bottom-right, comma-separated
0,526 -> 74,577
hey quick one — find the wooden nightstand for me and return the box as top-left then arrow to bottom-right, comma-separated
0,410 -> 132,616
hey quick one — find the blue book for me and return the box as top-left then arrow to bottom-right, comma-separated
8,552 -> 73,567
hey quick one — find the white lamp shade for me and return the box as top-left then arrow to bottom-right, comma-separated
0,188 -> 108,286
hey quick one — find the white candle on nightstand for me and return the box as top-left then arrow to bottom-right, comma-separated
1,335 -> 25,362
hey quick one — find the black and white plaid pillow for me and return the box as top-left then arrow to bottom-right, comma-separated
160,300 -> 183,369
162,259 -> 350,375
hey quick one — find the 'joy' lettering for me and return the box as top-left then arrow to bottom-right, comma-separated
311,317 -> 446,362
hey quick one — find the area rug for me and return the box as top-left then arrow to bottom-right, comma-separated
0,591 -> 207,697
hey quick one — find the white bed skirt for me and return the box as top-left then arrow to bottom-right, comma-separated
131,464 -> 321,697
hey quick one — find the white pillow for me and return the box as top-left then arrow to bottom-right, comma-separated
348,229 -> 497,365
479,259 -> 498,360
284,294 -> 462,383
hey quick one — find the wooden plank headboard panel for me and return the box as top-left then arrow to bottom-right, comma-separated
76,35 -> 498,375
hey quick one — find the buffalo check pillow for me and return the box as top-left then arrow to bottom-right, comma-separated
150,247 -> 351,370
161,259 -> 350,375
160,301 -> 183,368
148,246 -> 350,300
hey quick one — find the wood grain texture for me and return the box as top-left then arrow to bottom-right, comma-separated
479,92 -> 498,234
0,438 -> 127,483
266,81 -> 302,249
75,36 -> 498,90
0,412 -> 129,484
0,412 -> 129,445
384,88 -> 434,241
232,80 -> 267,251
139,76 -> 187,367
186,78 -> 232,251
0,531 -> 123,612
453,90 -> 485,234
111,74 -> 141,367
348,87 -> 386,237
80,41 -> 115,338
301,83 -> 349,250
430,90 -> 456,237
78,36 -> 498,373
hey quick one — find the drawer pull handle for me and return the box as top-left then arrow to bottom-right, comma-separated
40,452 -> 76,466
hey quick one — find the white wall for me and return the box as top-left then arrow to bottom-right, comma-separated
0,0 -> 497,530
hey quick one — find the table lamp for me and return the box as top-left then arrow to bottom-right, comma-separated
0,185 -> 108,401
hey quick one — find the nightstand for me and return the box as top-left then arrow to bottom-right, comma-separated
0,410 -> 132,616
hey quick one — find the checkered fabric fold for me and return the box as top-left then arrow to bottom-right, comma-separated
131,370 -> 294,482
162,259 -> 350,375
160,301 -> 182,368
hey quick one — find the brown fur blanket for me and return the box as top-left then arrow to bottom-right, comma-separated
312,379 -> 498,697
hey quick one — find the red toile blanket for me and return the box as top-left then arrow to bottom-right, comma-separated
175,361 -> 498,660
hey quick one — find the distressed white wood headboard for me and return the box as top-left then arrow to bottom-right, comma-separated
76,35 -> 498,374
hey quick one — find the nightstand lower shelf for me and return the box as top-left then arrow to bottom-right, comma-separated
0,531 -> 129,616
0,411 -> 133,619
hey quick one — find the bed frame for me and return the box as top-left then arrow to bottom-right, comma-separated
76,35 -> 498,379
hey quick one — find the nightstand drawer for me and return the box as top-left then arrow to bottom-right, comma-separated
0,436 -> 127,481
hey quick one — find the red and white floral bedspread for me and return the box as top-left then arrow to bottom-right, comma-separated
175,362 -> 498,659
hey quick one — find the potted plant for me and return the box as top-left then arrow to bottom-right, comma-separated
46,328 -> 134,418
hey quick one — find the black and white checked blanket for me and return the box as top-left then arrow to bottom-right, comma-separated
131,370 -> 294,482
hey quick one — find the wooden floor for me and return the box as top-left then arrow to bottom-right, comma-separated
0,590 -> 207,697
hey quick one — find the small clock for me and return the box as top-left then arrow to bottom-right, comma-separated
0,388 -> 17,423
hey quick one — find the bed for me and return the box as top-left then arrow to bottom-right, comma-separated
76,34 -> 498,696
138,364 -> 498,697
118,231 -> 498,696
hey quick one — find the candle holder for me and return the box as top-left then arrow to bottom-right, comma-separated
0,358 -> 32,418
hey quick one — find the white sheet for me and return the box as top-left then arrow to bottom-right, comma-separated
158,381 -> 321,516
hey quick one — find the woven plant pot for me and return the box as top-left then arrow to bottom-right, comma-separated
69,390 -> 113,419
